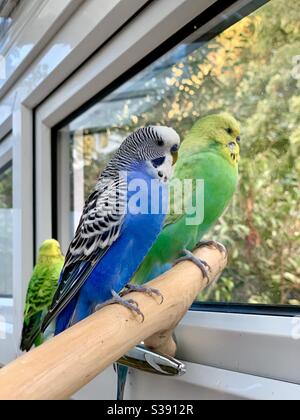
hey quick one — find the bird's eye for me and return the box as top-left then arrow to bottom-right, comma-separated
170,144 -> 179,154
226,127 -> 233,135
236,136 -> 241,143
157,139 -> 164,146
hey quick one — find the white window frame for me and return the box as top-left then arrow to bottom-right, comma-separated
0,118 -> 15,364
0,113 -> 33,365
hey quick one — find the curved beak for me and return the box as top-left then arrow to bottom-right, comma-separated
172,151 -> 178,165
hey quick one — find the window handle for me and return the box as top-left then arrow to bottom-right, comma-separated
117,344 -> 186,376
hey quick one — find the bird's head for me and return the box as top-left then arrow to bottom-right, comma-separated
38,239 -> 63,260
114,126 -> 180,182
181,113 -> 241,167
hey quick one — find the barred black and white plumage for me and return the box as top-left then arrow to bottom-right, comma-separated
65,126 -> 180,269
65,174 -> 127,268
100,126 -> 178,176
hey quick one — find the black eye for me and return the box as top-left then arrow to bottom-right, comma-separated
226,127 -> 233,135
171,144 -> 179,154
236,136 -> 241,143
157,139 -> 164,146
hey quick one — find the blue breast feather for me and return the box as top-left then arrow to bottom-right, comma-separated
55,164 -> 168,334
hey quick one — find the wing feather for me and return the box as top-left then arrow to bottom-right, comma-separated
41,174 -> 127,331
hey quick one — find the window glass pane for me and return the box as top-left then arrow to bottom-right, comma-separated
57,0 -> 300,306
0,162 -> 13,297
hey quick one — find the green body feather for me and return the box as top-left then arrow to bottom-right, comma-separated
20,240 -> 64,352
133,113 -> 240,284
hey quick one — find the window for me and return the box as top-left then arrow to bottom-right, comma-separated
0,161 -> 13,297
55,0 -> 300,307
0,0 -> 23,42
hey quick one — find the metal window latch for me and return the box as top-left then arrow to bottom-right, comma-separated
117,344 -> 186,376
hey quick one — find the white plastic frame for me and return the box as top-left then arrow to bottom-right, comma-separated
0,119 -> 15,364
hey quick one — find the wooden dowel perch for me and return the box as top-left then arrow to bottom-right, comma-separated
0,245 -> 227,400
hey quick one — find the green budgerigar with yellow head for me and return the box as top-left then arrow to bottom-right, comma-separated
20,239 -> 64,352
133,112 -> 241,284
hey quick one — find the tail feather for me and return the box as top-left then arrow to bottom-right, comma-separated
20,312 -> 43,352
116,364 -> 129,400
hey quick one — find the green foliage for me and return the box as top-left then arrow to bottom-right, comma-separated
199,0 -> 300,304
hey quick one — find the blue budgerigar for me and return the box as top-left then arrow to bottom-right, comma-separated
40,126 -> 180,339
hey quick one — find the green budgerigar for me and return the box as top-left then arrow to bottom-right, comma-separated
116,113 -> 240,400
20,239 -> 64,352
134,112 -> 241,284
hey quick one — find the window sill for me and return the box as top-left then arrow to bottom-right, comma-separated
127,361 -> 300,400
175,310 -> 300,385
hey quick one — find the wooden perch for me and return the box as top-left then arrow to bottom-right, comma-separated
0,245 -> 227,400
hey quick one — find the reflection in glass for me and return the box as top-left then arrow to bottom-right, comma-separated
0,163 -> 13,297
57,0 -> 300,306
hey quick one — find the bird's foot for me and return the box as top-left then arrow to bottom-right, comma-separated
95,290 -> 144,322
195,240 -> 227,257
122,284 -> 164,304
174,249 -> 210,285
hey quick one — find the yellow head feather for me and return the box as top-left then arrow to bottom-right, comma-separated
179,112 -> 241,166
38,239 -> 64,261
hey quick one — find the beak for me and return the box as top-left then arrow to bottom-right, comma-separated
172,151 -> 178,165
171,144 -> 179,165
